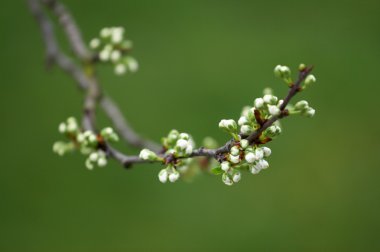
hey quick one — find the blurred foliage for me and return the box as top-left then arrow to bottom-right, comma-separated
0,0 -> 380,251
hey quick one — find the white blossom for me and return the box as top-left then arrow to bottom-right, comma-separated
100,27 -> 111,38
255,148 -> 264,160
114,64 -> 127,75
305,74 -> 316,85
262,147 -> 272,157
127,57 -> 139,72
254,98 -> 264,108
233,172 -> 241,183
111,27 -> 124,43
89,152 -> 98,162
256,159 -> 269,169
185,145 -> 193,155
176,139 -> 189,150
90,38 -> 100,49
58,123 -> 66,133
305,108 -> 316,117
221,161 -> 230,172
238,116 -> 249,126
245,152 -> 256,163
219,119 -> 237,131
110,50 -> 121,62
139,149 -> 157,161
229,154 -> 240,164
240,125 -> 252,134
97,158 -> 107,167
268,105 -> 280,116
240,139 -> 249,149
222,173 -> 233,186
230,146 -> 240,156
169,172 -> 180,183
158,169 -> 168,183
250,166 -> 260,174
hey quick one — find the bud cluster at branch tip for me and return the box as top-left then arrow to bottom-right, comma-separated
139,129 -> 196,184
53,117 -> 119,170
89,27 -> 138,76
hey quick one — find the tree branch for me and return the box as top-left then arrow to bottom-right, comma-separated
28,0 -> 313,169
28,0 -> 160,156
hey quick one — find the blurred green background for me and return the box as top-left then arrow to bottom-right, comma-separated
1,0 -> 380,251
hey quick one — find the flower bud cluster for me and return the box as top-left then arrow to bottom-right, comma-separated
85,150 -> 107,170
215,138 -> 271,185
161,130 -> 195,158
139,129 -> 196,183
53,117 -> 119,170
89,27 -> 138,75
237,92 -> 284,139
158,165 -> 180,183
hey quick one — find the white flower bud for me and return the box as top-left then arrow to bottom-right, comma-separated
305,108 -> 316,117
219,119 -> 237,131
139,149 -> 157,161
295,100 -> 309,110
305,74 -> 316,85
68,125 -> 79,135
85,159 -> 94,170
266,125 -> 282,137
89,152 -> 99,162
255,159 -> 269,170
222,173 -> 233,186
250,166 -> 260,174
97,157 -> 107,167
100,28 -> 111,38
169,172 -> 180,183
101,127 -> 114,136
176,139 -> 189,150
238,116 -> 249,126
168,130 -> 179,141
90,38 -> 100,49
111,28 -> 124,43
274,65 -> 282,77
110,50 -> 121,62
245,152 -> 256,163
240,139 -> 249,149
114,64 -> 127,75
241,106 -> 250,117
263,95 -> 278,104
230,146 -> 240,156
77,133 -> 85,143
185,145 -> 193,155
262,147 -> 271,157
126,57 -> 139,72
240,125 -> 253,134
88,134 -> 97,144
255,148 -> 264,160
221,161 -> 230,172
158,169 -> 168,183
263,87 -> 273,95
229,154 -> 240,164
179,133 -> 189,140
58,123 -> 66,133
99,49 -> 111,62
232,171 -> 241,183
268,105 -> 280,116
254,98 -> 264,108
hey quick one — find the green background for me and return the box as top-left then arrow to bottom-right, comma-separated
1,0 -> 380,251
